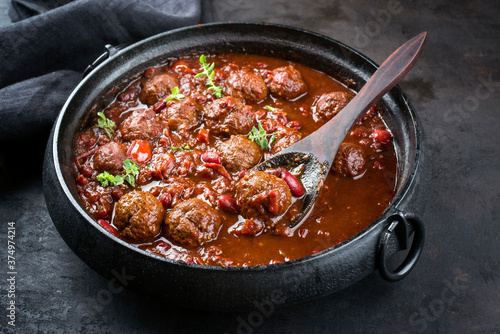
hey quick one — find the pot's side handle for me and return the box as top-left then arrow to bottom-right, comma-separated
83,44 -> 128,78
377,212 -> 425,282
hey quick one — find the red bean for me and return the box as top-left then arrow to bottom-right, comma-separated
97,219 -> 120,238
157,242 -> 171,251
281,170 -> 305,197
287,120 -> 302,129
201,151 -> 221,164
153,100 -> 166,113
76,174 -> 88,186
218,195 -> 239,214
372,129 -> 392,144
159,192 -> 172,208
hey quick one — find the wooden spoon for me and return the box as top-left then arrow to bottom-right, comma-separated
255,32 -> 427,228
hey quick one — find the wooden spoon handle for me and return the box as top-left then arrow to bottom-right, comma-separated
283,32 -> 427,168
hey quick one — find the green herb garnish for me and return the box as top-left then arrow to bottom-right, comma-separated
96,159 -> 139,188
264,105 -> 279,112
123,159 -> 139,187
96,112 -> 116,139
195,55 -> 223,98
164,87 -> 185,103
171,144 -> 192,152
96,171 -> 123,187
248,122 -> 276,151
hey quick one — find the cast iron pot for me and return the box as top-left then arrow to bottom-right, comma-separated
43,22 -> 427,311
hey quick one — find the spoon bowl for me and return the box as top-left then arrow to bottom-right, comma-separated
256,32 -> 427,228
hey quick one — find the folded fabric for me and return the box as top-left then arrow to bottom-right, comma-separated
0,0 -> 209,141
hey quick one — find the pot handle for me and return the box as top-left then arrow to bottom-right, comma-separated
377,212 -> 425,282
83,44 -> 128,78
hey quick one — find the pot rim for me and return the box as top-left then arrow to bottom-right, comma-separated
50,21 -> 423,272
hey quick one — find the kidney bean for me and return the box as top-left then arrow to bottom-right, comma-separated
81,165 -> 93,178
201,151 -> 221,164
218,195 -> 239,214
76,174 -> 88,186
153,100 -> 166,113
281,170 -> 305,197
159,192 -> 172,208
110,187 -> 124,200
372,129 -> 392,144
157,242 -> 172,251
97,219 -> 120,238
287,120 -> 302,129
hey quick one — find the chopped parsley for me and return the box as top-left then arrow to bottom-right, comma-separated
195,55 -> 223,98
164,86 -> 185,103
248,122 -> 276,151
95,112 -> 116,139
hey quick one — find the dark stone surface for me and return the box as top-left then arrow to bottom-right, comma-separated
0,0 -> 499,333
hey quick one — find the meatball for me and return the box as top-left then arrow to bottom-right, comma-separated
93,141 -> 127,174
139,73 -> 179,105
312,91 -> 353,122
225,70 -> 267,103
160,96 -> 201,131
203,96 -> 255,135
218,135 -> 262,171
271,125 -> 302,154
165,198 -> 222,247
235,170 -> 292,218
113,191 -> 165,241
333,143 -> 366,177
120,108 -> 162,142
267,65 -> 307,100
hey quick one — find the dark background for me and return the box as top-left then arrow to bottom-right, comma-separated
1,0 -> 499,333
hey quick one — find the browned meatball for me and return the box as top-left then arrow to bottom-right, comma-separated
218,135 -> 262,171
235,170 -> 292,218
139,73 -> 179,105
165,198 -> 222,247
267,65 -> 307,100
203,96 -> 255,135
333,143 -> 366,177
271,125 -> 302,153
225,70 -> 267,103
120,109 -> 162,142
312,91 -> 353,122
160,96 -> 201,130
113,191 -> 165,241
93,141 -> 127,174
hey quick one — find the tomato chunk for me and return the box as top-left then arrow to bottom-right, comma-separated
127,140 -> 152,164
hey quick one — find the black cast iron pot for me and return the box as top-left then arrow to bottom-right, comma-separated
43,22 -> 427,311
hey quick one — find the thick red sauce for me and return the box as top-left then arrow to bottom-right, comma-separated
73,53 -> 396,266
